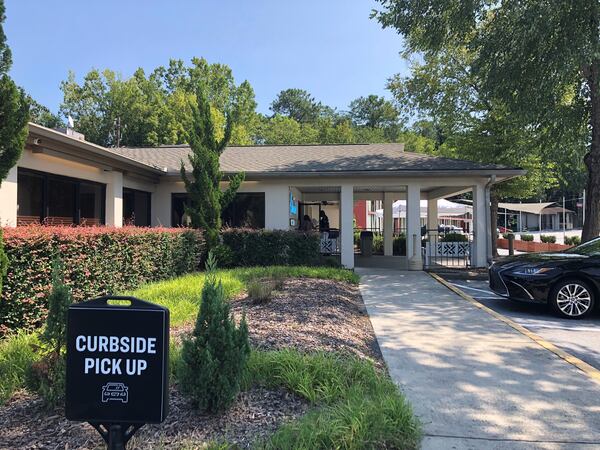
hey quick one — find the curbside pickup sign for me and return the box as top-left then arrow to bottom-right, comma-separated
66,296 -> 169,424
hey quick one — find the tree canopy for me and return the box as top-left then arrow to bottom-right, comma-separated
0,0 -> 29,184
374,0 -> 597,240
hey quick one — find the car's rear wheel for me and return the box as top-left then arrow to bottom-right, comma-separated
550,279 -> 595,319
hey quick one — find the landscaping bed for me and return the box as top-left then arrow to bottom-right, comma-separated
0,268 -> 419,449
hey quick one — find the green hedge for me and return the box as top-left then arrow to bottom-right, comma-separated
564,236 -> 581,246
220,228 -> 320,267
371,233 -> 407,256
540,234 -> 557,244
1,226 -> 205,333
440,232 -> 468,242
520,234 -> 534,241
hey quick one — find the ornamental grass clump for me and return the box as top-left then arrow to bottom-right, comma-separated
26,259 -> 72,407
178,252 -> 250,413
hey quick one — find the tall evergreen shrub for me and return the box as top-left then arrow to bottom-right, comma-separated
178,252 -> 250,413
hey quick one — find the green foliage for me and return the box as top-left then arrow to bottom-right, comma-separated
349,94 -> 400,129
27,96 -> 64,128
181,85 -> 244,248
221,229 -> 321,267
370,233 -> 407,256
26,261 -> 72,407
564,236 -> 581,246
246,280 -> 274,303
178,253 -> 250,413
41,260 -> 72,355
0,0 -> 29,184
128,266 -> 358,328
440,233 -> 468,243
26,351 -> 66,407
60,58 -> 257,147
540,234 -> 557,244
244,350 -> 420,449
1,227 -> 204,333
520,234 -> 534,242
374,0 -> 596,239
0,332 -> 40,404
270,88 -> 326,123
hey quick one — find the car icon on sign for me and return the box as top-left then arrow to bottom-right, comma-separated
101,382 -> 129,403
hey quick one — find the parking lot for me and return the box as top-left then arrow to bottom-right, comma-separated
441,275 -> 600,370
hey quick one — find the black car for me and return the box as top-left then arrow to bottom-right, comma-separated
489,237 -> 600,319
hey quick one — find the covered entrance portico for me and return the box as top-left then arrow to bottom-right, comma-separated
291,176 -> 494,270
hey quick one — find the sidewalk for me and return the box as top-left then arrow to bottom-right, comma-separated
358,268 -> 600,450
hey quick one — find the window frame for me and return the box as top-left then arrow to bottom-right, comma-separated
17,168 -> 106,226
123,187 -> 152,227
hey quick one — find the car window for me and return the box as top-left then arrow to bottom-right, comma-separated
566,237 -> 600,256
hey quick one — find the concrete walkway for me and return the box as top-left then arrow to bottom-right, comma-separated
358,268 -> 600,450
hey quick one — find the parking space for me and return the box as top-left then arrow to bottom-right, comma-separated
441,276 -> 600,370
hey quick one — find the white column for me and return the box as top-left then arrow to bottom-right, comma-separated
427,198 -> 438,233
406,183 -> 422,270
0,165 -> 18,226
340,184 -> 354,269
383,192 -> 394,256
472,183 -> 488,267
106,171 -> 124,227
264,185 -> 290,230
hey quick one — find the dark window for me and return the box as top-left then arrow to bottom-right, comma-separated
80,182 -> 105,226
171,193 -> 190,227
16,168 -> 105,226
170,193 -> 266,229
48,177 -> 76,225
222,193 -> 265,228
16,170 -> 44,225
123,188 -> 151,226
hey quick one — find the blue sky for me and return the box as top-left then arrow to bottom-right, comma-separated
4,0 -> 408,116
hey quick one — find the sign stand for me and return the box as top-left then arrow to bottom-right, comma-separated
66,295 -> 169,450
90,422 -> 144,450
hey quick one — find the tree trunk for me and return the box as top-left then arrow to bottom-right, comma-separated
582,60 -> 600,242
490,189 -> 499,257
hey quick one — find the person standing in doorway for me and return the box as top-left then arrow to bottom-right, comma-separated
319,210 -> 330,232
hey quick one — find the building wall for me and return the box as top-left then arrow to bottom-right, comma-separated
0,148 -> 156,227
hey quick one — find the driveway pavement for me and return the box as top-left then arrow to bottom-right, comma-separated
358,268 -> 600,450
443,276 -> 600,371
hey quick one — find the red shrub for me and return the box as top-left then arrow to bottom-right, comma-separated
1,226 -> 205,333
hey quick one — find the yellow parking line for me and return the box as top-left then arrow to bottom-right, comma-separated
429,272 -> 600,386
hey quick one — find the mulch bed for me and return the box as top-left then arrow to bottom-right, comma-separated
0,277 -> 382,449
230,278 -> 383,365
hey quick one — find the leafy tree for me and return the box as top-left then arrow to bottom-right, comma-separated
386,45 -> 556,254
348,94 -> 400,129
181,85 -> 244,248
374,0 -> 597,241
59,58 -> 258,148
0,0 -> 28,300
178,253 -> 250,413
27,97 -> 64,129
270,88 -> 325,123
0,0 -> 28,183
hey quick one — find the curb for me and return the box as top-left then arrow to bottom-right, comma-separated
429,272 -> 600,386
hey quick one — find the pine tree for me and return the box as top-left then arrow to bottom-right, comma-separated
179,252 -> 250,413
181,85 -> 244,249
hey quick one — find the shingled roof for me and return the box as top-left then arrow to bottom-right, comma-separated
111,143 -> 523,178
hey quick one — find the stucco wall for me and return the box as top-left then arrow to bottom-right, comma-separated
1,149 -> 156,227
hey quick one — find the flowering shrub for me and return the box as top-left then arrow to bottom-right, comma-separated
221,228 -> 320,267
1,226 -> 205,333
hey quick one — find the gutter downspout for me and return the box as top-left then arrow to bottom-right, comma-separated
485,175 -> 496,265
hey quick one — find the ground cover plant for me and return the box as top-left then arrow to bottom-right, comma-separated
127,266 -> 359,327
0,266 -> 420,449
